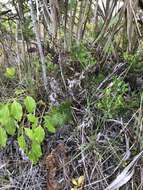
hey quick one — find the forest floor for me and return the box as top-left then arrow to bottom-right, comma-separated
0,50 -> 143,190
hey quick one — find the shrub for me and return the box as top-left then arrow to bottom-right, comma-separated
71,43 -> 96,68
0,97 -> 72,163
97,77 -> 128,118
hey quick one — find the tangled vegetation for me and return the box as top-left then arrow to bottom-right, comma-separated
0,0 -> 143,190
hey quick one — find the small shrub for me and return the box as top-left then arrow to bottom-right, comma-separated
97,77 -> 128,118
123,52 -> 139,65
123,51 -> 143,73
46,55 -> 58,72
44,102 -> 72,133
0,97 -> 72,163
71,43 -> 96,68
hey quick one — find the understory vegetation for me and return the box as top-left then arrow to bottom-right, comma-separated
0,0 -> 143,190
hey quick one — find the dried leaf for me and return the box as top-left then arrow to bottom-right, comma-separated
45,143 -> 68,190
71,188 -> 78,190
72,178 -> 78,186
78,176 -> 85,186
105,150 -> 143,190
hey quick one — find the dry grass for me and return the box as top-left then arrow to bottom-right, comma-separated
0,104 -> 142,190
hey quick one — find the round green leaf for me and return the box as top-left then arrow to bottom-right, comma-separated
25,128 -> 34,141
44,117 -> 56,133
33,126 -> 45,143
27,114 -> 38,125
24,96 -> 36,113
0,104 -> 10,125
5,118 -> 16,135
5,67 -> 15,78
31,143 -> 42,157
11,100 -> 23,121
28,143 -> 42,163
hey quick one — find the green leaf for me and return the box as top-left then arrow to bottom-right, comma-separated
44,116 -> 56,133
18,135 -> 27,151
5,118 -> 16,135
28,143 -> 42,163
51,112 -> 65,126
28,151 -> 37,164
0,104 -> 10,125
0,127 -> 7,148
5,67 -> 15,78
43,102 -> 72,133
32,143 -> 42,157
25,128 -> 34,141
24,96 -> 36,113
27,114 -> 38,125
47,122 -> 56,133
11,100 -> 23,121
33,126 -> 45,143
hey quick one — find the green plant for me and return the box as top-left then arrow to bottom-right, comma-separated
0,96 -> 72,163
123,52 -> 142,71
123,51 -> 143,74
44,102 -> 72,133
45,55 -> 58,72
97,77 -> 128,118
23,17 -> 35,41
123,52 -> 139,65
4,67 -> 16,78
71,43 -> 96,68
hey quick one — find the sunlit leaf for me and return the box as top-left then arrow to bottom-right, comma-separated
18,135 -> 27,151
0,127 -> 7,148
44,116 -> 56,133
28,143 -> 42,163
78,176 -> 85,186
33,126 -> 45,143
5,67 -> 15,78
72,178 -> 78,186
24,96 -> 36,113
0,104 -> 10,125
5,118 -> 16,135
11,100 -> 23,121
25,128 -> 34,141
